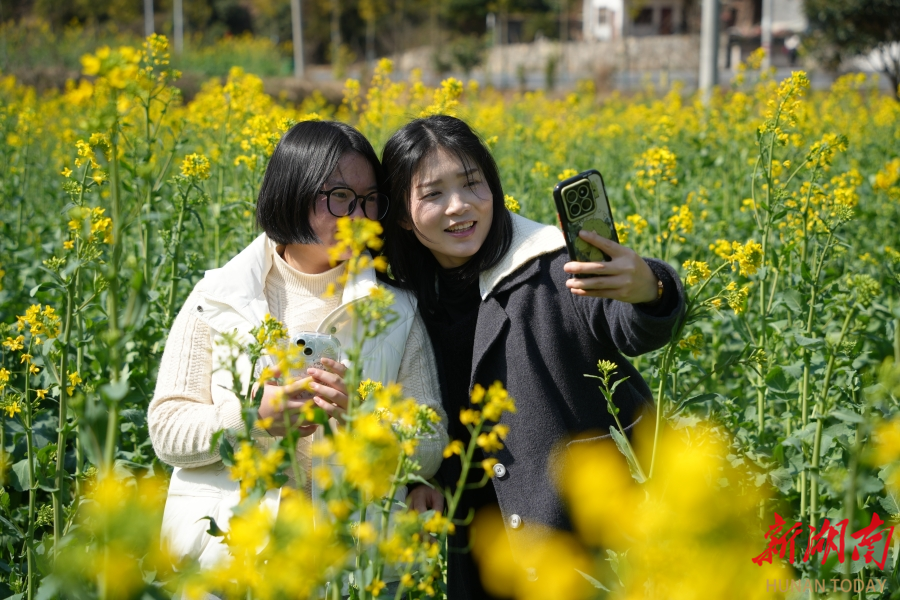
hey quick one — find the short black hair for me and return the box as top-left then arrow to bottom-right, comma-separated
256,120 -> 383,245
380,115 -> 513,307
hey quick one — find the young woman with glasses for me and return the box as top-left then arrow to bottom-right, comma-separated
148,121 -> 448,582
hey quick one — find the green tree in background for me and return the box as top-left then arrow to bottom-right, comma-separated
804,0 -> 900,99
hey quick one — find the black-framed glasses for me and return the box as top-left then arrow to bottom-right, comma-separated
320,187 -> 390,220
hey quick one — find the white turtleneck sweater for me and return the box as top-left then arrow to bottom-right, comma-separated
148,251 -> 446,486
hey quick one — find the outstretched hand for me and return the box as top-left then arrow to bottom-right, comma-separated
563,230 -> 660,304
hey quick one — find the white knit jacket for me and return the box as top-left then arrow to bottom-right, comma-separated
148,233 -> 447,569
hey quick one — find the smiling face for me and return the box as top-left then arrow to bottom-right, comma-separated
405,147 -> 494,269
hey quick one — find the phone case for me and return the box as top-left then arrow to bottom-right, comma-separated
552,169 -> 618,264
289,332 -> 341,372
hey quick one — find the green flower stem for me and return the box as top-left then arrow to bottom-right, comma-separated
799,160 -> 823,266
445,420 -> 485,534
841,386 -> 866,595
749,155 -> 763,229
649,260 -> 728,478
894,316 -> 900,364
23,338 -> 36,600
17,143 -> 29,239
808,306 -> 856,531
103,127 -> 123,471
754,85 -> 793,435
74,281 -> 85,504
756,218 -> 772,435
374,457 -> 406,588
53,277 -> 75,561
282,410 -> 304,491
798,231 -> 834,519
654,182 -> 663,260
166,186 -> 189,324
765,266 -> 780,315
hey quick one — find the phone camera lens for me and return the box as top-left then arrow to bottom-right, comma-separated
566,190 -> 577,203
304,347 -> 314,356
578,185 -> 589,198
296,338 -> 305,346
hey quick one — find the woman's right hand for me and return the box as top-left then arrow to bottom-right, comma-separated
407,484 -> 445,514
257,376 -> 319,438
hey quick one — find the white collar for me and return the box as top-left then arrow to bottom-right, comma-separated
199,233 -> 378,322
478,213 -> 565,299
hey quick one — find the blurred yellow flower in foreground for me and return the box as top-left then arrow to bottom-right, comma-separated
563,423 -> 788,599
193,490 -> 346,599
472,505 -> 594,600
475,421 -> 788,599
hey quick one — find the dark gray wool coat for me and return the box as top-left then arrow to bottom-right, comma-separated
460,214 -> 685,570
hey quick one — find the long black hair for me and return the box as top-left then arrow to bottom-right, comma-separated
256,120 -> 383,245
380,115 -> 513,307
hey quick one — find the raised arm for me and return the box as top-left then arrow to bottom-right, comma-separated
562,230 -> 685,356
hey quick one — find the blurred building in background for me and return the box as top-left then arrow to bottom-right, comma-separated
582,0 -> 689,41
722,0 -> 807,67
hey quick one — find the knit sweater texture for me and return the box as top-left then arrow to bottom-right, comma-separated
148,251 -> 447,482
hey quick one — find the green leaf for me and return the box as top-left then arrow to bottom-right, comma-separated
765,366 -> 793,394
768,467 -> 794,494
675,392 -> 722,413
782,289 -> 803,312
0,514 -> 21,536
795,334 -> 823,349
10,459 -> 31,492
800,261 -> 814,284
608,376 -> 630,396
219,438 -> 235,467
831,410 -> 864,423
609,426 -> 646,483
100,380 -> 130,402
605,548 -> 627,586
879,472 -> 900,516
200,516 -> 225,537
210,429 -> 227,453
575,568 -> 611,591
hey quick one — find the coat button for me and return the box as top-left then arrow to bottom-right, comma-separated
509,514 -> 522,529
493,463 -> 507,478
196,306 -> 203,312
330,326 -> 337,334
526,568 -> 538,582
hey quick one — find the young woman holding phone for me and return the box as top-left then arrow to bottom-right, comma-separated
380,115 -> 685,599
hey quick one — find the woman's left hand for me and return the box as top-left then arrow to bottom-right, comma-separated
563,230 -> 660,304
306,357 -> 349,423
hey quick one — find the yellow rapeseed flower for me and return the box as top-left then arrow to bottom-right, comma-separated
682,260 -> 711,286
443,440 -> 464,458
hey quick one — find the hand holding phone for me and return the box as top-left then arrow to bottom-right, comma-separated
554,169 -> 660,303
258,333 -> 348,435
562,232 -> 661,304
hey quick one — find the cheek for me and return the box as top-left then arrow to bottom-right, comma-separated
409,201 -> 444,232
308,209 -> 334,242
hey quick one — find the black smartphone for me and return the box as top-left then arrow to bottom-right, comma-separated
552,169 -> 619,266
